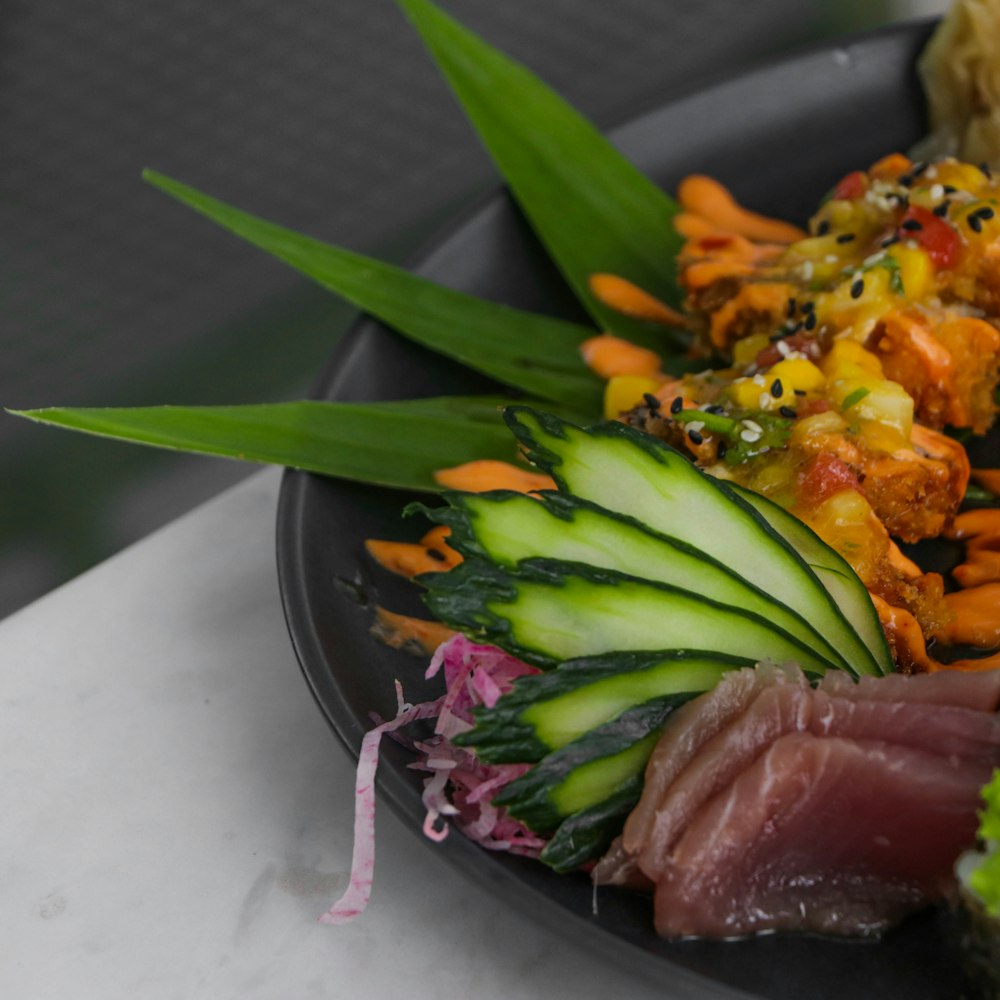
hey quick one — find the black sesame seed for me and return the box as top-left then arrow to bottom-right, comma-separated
898,174 -> 913,187
779,406 -> 797,418
881,234 -> 901,248
687,429 -> 704,445
850,278 -> 865,299
426,548 -> 447,563
901,218 -> 923,232
979,162 -> 992,179
705,404 -> 725,414
969,213 -> 983,234
642,392 -> 661,410
943,185 -> 958,195
802,300 -> 815,313
716,440 -> 728,460
977,206 -> 995,221
770,378 -> 783,398
794,389 -> 807,397
804,311 -> 817,331
670,395 -> 683,415
836,233 -> 856,244
933,200 -> 950,217
911,161 -> 928,177
816,220 -> 831,236
786,297 -> 797,318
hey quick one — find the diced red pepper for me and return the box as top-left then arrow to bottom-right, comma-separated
897,205 -> 961,270
831,171 -> 867,201
798,453 -> 862,507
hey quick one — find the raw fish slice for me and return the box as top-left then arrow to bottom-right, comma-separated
636,674 -> 1000,880
622,662 -> 798,856
653,733 -> 992,939
818,667 -> 1000,710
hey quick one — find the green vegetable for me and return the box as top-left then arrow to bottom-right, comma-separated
491,698 -> 683,832
965,770 -> 1000,916
726,483 -> 893,674
419,489 -> 848,671
424,558 -> 835,674
539,782 -> 642,874
455,650 -> 744,763
505,407 -> 885,675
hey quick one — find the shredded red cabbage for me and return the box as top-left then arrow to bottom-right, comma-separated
321,634 -> 545,925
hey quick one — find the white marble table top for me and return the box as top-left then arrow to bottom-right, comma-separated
1,468 -> 736,1000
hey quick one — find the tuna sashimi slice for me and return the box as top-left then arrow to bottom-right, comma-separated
622,662 -> 799,856
817,667 -> 1000,710
653,733 -> 992,939
635,670 -> 1000,881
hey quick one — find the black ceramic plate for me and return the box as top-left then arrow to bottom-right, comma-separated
277,20 -> 981,1000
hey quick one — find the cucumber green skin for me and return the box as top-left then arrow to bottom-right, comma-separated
423,558 -> 838,675
416,489 -> 850,672
454,649 -> 749,763
504,407 -> 881,677
724,482 -> 893,675
492,696 -> 683,832
539,780 -> 642,873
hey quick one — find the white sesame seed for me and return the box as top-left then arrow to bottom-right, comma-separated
785,350 -> 808,361
752,373 -> 766,386
758,392 -> 772,409
925,165 -> 938,180
930,183 -> 944,200
742,419 -> 763,433
824,254 -> 839,264
776,340 -> 791,356
800,261 -> 814,280
740,429 -> 762,443
686,420 -> 705,434
863,250 -> 885,267
906,239 -> 919,250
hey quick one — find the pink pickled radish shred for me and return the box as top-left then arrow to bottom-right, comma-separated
322,635 -> 544,924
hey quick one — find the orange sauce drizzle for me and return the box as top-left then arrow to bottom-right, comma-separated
432,460 -> 555,494
371,607 -> 455,657
588,274 -> 688,327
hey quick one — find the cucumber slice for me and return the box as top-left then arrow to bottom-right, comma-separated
724,482 -> 893,674
505,407 -> 882,676
423,558 -> 836,674
418,490 -> 850,671
492,698 -> 679,832
455,649 -> 748,762
539,783 -> 641,873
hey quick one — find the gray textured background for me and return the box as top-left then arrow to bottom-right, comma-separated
3,0 -> 943,616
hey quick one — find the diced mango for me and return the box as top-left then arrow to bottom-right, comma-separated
830,375 -> 913,437
727,376 -> 768,410
886,244 -> 932,301
732,331 -> 770,367
603,375 -> 662,419
768,357 -> 826,392
820,339 -> 884,379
